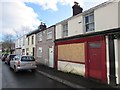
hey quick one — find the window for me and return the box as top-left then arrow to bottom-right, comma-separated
28,37 -> 29,45
32,36 -> 34,44
23,38 -> 25,46
62,23 -> 68,37
37,47 -> 42,57
84,13 -> 94,32
39,33 -> 42,41
26,48 -> 29,55
21,56 -> 35,61
89,42 -> 101,48
47,30 -> 52,40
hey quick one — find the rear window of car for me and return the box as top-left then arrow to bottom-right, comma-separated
10,55 -> 16,59
21,56 -> 35,61
4,54 -> 8,57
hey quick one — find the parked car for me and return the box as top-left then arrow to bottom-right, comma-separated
0,54 -> 4,59
1,54 -> 9,61
10,55 -> 37,72
0,54 -> 3,59
5,54 -> 16,65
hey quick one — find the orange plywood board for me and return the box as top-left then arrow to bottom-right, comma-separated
58,43 -> 85,63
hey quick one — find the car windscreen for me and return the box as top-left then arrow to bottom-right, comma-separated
21,56 -> 35,61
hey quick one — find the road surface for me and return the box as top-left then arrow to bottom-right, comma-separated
2,61 -> 71,88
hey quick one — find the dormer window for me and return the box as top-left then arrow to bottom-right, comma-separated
84,13 -> 94,32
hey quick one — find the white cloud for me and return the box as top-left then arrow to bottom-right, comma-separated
0,0 -> 110,39
1,0 -> 40,36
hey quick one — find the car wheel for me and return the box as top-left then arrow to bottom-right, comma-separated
14,66 -> 18,72
5,61 -> 7,64
9,64 -> 12,69
31,69 -> 35,72
8,62 -> 10,66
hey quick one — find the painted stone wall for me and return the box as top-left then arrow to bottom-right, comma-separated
58,61 -> 85,76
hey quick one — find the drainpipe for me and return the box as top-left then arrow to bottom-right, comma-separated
108,34 -> 116,86
114,39 -> 119,85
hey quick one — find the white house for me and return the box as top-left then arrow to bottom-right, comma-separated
56,0 -> 120,39
15,35 -> 26,55
55,0 -> 120,85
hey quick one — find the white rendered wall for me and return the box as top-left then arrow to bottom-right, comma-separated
58,61 -> 85,76
118,1 -> 120,27
95,2 -> 118,32
56,24 -> 62,39
68,16 -> 83,37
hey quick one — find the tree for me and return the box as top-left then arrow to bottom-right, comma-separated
2,34 -> 15,54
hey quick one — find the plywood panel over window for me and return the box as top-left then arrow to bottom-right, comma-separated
58,43 -> 85,63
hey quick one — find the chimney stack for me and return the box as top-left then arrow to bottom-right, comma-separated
38,22 -> 47,30
72,1 -> 83,16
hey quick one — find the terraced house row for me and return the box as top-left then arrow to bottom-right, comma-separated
15,0 -> 120,86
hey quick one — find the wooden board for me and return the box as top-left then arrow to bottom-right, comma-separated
58,43 -> 85,63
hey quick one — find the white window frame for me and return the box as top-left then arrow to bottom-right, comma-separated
32,36 -> 34,44
28,37 -> 29,45
39,32 -> 42,41
62,22 -> 68,37
37,47 -> 42,58
47,30 -> 52,40
84,13 -> 94,32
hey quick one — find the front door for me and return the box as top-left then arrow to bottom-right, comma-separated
48,47 -> 54,68
33,47 -> 34,56
88,42 -> 102,80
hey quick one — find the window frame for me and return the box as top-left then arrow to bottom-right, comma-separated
32,36 -> 34,44
47,30 -> 52,40
39,32 -> 42,42
84,13 -> 94,32
28,37 -> 29,45
37,47 -> 42,58
62,22 -> 68,38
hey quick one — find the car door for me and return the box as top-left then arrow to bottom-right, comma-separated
10,57 -> 17,69
10,58 -> 14,68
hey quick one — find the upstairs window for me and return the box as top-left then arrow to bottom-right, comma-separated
39,32 -> 42,41
28,37 -> 29,45
32,36 -> 34,44
84,13 -> 94,32
47,30 -> 52,40
23,38 -> 25,46
62,23 -> 68,37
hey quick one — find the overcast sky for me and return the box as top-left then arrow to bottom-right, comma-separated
0,0 -> 109,41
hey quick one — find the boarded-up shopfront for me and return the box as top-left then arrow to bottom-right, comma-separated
55,35 -> 107,83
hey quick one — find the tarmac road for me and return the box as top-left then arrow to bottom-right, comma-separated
1,61 -> 71,88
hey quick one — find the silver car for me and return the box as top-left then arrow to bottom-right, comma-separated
10,55 -> 37,72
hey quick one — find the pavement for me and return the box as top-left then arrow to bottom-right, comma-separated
36,64 -> 120,89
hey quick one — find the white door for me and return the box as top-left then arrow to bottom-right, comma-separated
48,47 -> 54,68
